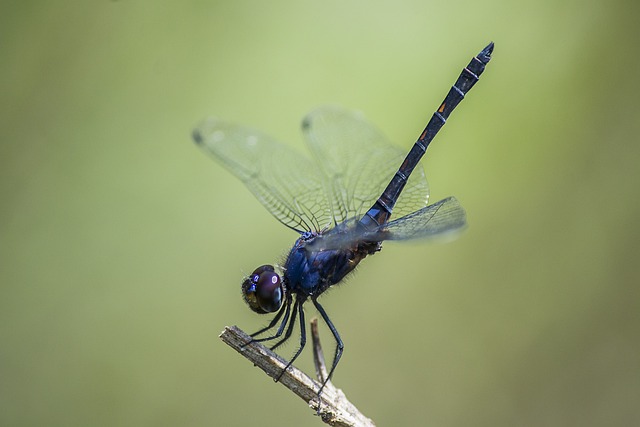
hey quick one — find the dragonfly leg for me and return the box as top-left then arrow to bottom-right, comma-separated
269,296 -> 300,351
312,298 -> 344,396
250,295 -> 292,344
275,296 -> 307,382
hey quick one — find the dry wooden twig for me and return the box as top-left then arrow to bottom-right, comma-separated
219,321 -> 375,427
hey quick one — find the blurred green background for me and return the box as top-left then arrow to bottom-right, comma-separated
2,1 -> 639,426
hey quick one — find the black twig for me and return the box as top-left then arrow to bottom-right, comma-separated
219,322 -> 375,427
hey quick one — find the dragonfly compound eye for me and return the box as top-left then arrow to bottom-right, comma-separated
241,265 -> 283,314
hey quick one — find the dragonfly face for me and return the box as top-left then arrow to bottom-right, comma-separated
241,264 -> 284,314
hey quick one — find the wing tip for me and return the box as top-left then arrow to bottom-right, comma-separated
192,127 -> 204,145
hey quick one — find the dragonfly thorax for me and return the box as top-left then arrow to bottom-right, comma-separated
283,234 -> 374,297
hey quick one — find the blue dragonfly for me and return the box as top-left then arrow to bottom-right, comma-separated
193,42 -> 493,394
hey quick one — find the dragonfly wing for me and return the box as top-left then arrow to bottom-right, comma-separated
193,118 -> 331,233
381,196 -> 467,241
306,196 -> 465,251
301,106 -> 430,225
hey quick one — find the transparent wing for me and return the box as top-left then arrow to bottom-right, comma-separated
306,196 -> 466,251
193,118 -> 332,233
383,196 -> 467,241
301,106 -> 430,226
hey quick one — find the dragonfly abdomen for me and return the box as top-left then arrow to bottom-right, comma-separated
358,42 -> 494,233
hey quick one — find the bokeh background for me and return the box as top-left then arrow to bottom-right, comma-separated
2,1 -> 639,426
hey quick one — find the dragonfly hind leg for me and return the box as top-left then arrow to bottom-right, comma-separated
312,298 -> 344,396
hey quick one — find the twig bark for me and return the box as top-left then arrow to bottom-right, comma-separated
219,321 -> 375,427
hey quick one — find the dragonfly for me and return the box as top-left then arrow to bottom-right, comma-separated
193,42 -> 493,394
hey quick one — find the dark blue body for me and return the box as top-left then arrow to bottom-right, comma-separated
283,231 -> 372,297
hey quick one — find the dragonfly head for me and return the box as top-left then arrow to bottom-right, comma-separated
241,265 -> 284,314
